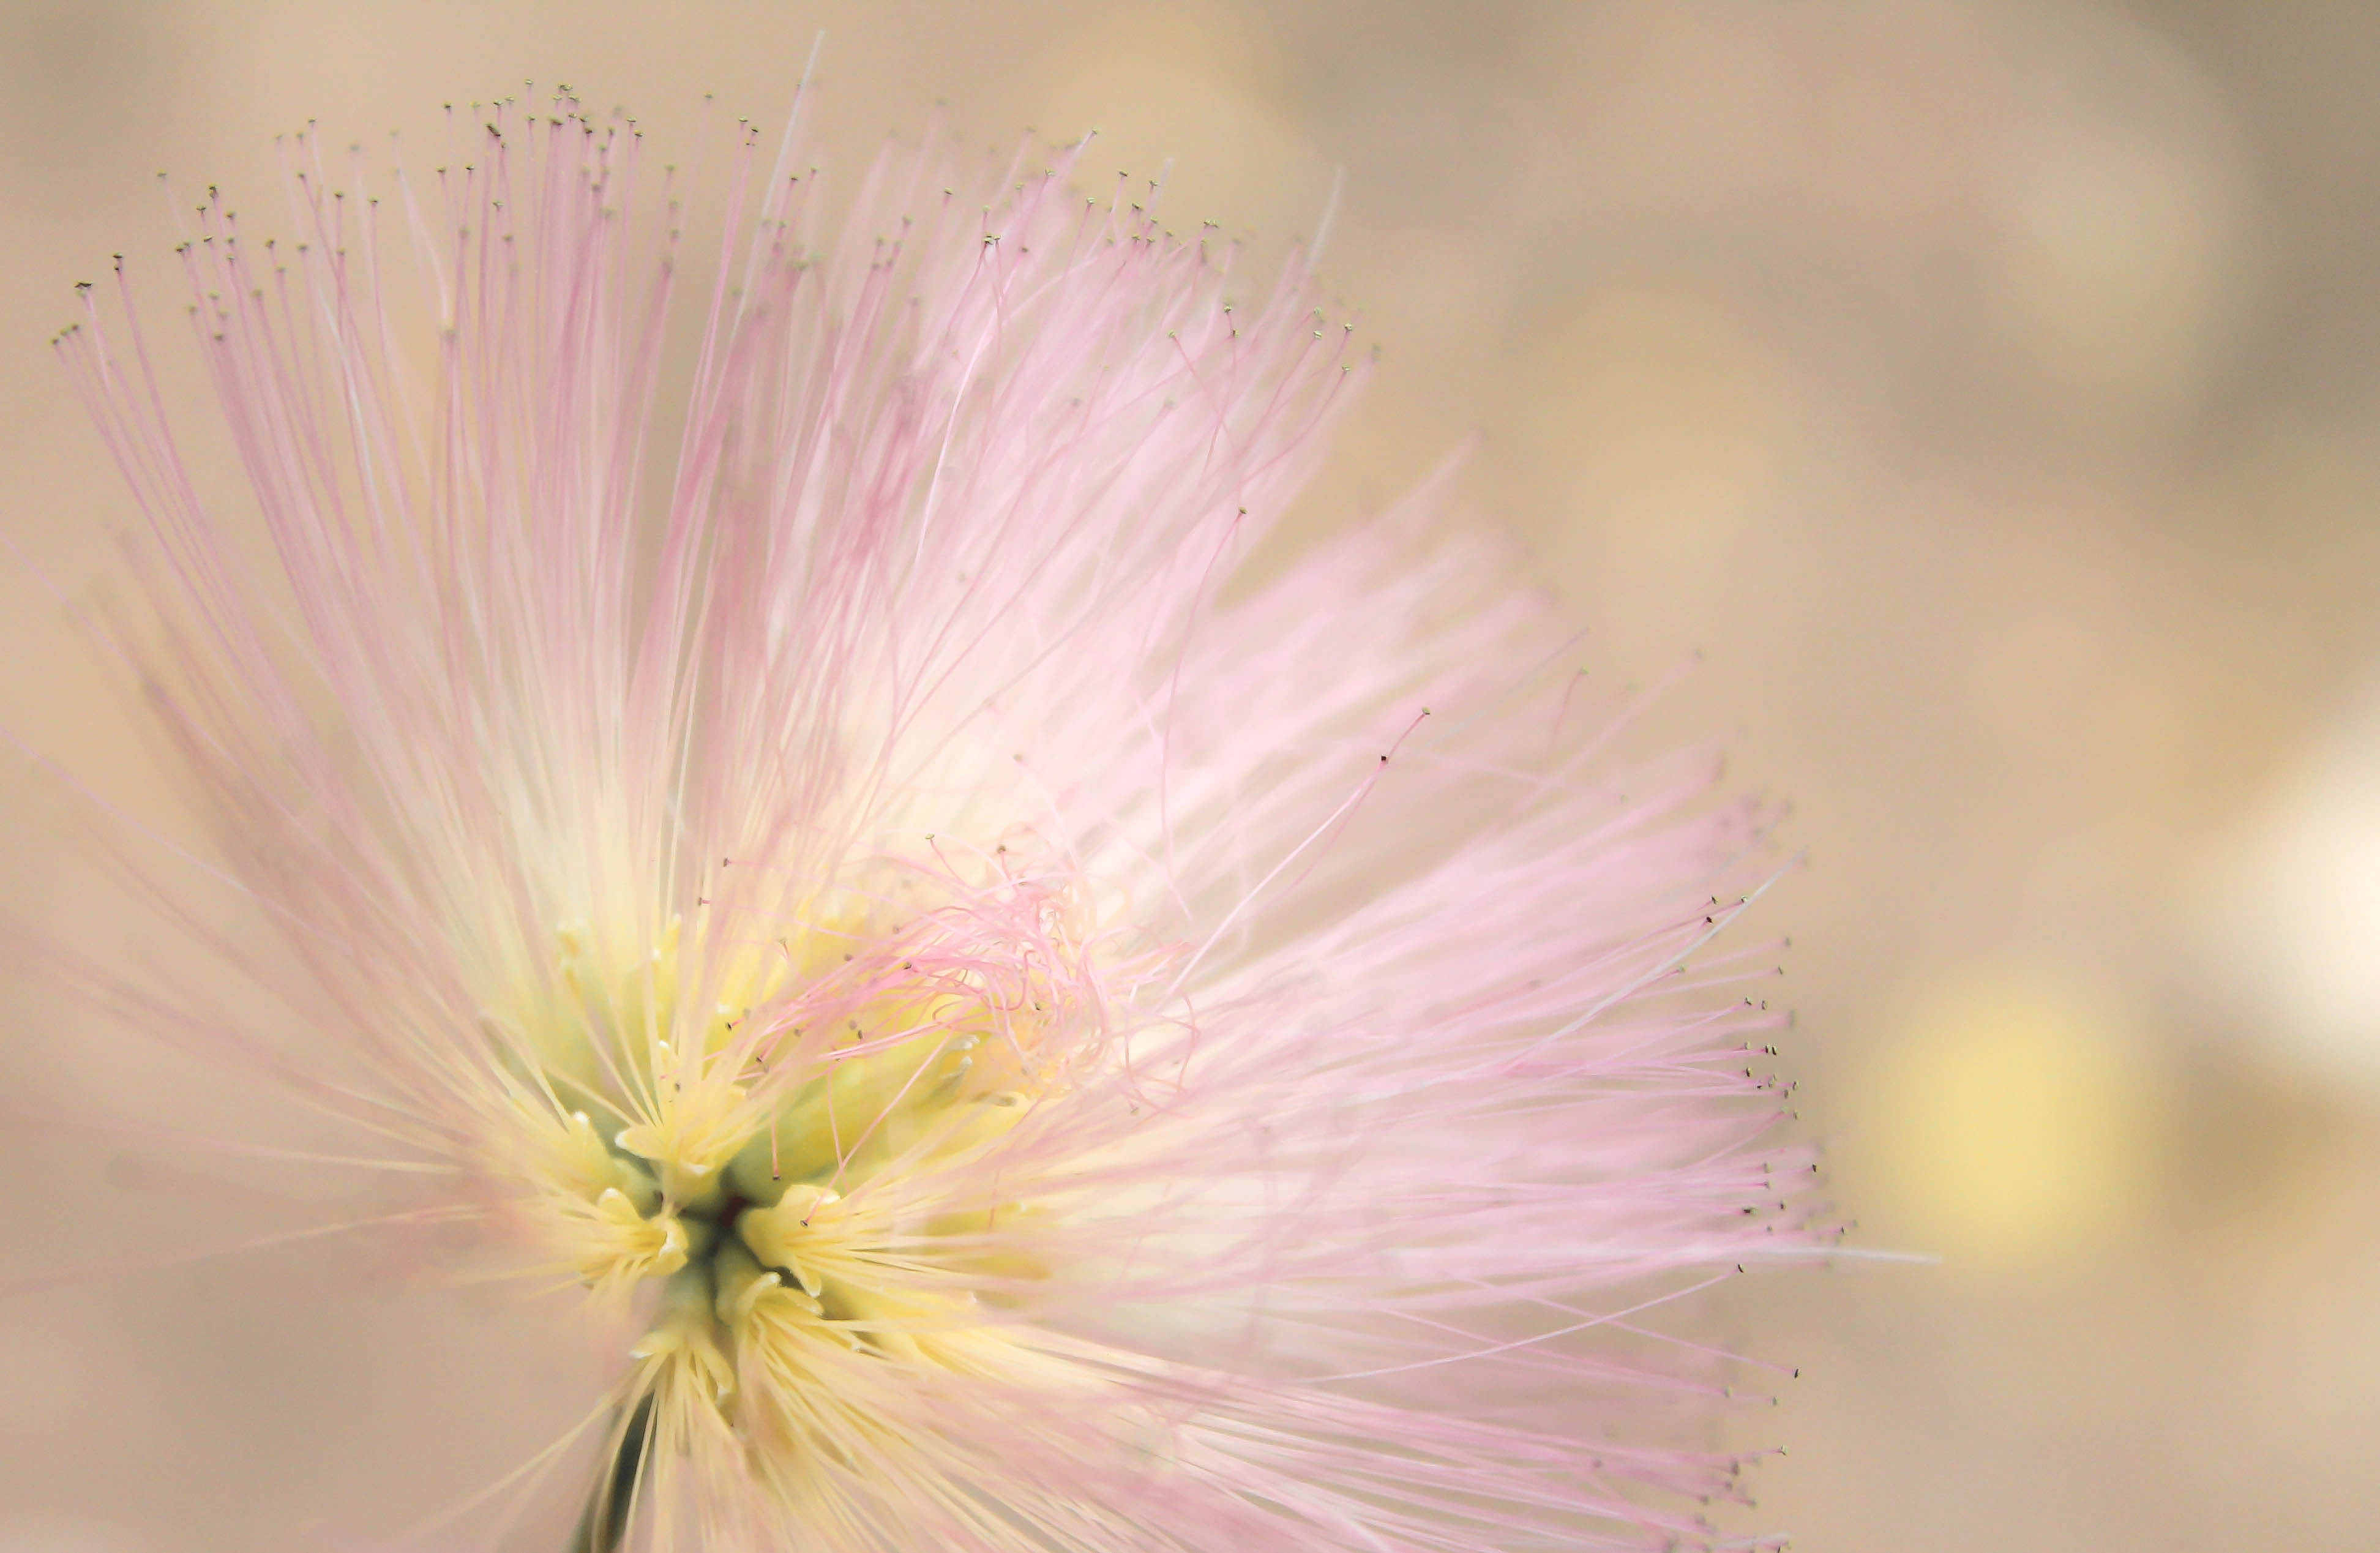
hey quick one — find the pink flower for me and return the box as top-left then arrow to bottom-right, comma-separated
56,95 -> 1815,1552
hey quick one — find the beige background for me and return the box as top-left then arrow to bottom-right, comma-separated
4,2 -> 2378,1548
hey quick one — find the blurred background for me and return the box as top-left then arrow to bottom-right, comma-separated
3,1 -> 2377,1547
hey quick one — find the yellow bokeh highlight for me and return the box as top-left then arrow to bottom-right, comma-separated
1858,976 -> 2166,1269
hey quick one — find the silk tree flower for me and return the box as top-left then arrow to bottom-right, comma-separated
52,95 -> 1816,1552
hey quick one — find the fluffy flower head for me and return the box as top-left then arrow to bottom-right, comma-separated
55,93 -> 1816,1551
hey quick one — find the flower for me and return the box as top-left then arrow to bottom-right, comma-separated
54,93 -> 1816,1552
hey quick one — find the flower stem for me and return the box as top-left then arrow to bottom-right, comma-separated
571,1394 -> 654,1553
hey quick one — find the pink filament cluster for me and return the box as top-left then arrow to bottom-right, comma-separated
56,92 -> 1819,1552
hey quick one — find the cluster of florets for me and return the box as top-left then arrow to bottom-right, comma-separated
56,93 -> 1817,1552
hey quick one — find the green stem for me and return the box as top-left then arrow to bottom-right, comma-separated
569,1394 -> 655,1553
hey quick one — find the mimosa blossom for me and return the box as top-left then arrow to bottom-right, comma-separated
56,95 -> 1816,1552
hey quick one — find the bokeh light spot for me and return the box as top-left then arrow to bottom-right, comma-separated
1856,976 -> 2165,1271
